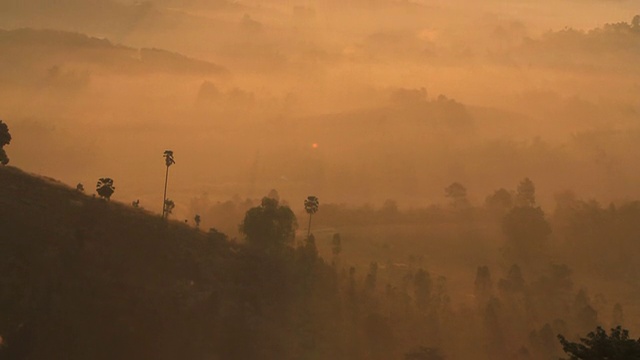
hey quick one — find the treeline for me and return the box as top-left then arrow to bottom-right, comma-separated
1,165 -> 639,359
518,15 -> 640,72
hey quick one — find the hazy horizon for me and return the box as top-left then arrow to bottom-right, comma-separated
2,1 -> 640,359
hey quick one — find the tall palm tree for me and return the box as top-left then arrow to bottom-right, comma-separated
162,150 -> 175,218
304,195 -> 319,239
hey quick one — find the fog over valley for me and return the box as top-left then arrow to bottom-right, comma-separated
1,1 -> 640,359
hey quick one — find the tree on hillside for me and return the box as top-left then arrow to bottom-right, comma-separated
267,188 -> 280,202
194,214 -> 201,229
96,178 -> 115,200
485,188 -> 513,214
240,197 -> 297,251
515,177 -> 536,207
163,199 -> 175,216
445,182 -> 469,209
632,15 -> 639,30
0,120 -> 11,165
474,266 -> 493,304
558,326 -> 640,359
502,205 -> 551,264
501,178 -> 550,264
304,195 -> 319,238
162,150 -> 175,218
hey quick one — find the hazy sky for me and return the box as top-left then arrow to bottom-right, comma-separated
1,0 -> 639,218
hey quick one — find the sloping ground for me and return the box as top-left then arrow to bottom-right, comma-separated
0,166 -> 232,359
0,166 -> 345,360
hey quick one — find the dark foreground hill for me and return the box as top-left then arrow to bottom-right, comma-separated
0,166 -> 235,359
0,166 -> 345,360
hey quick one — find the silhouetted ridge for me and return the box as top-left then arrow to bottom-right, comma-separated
0,166 -> 232,359
0,28 -> 227,75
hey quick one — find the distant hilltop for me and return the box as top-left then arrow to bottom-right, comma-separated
0,28 -> 228,76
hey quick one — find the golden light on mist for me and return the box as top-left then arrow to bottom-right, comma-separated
2,2 -> 640,358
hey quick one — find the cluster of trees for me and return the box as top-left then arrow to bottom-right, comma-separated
221,186 -> 639,359
74,149 -> 176,218
559,326 -> 640,360
2,162 -> 640,359
521,15 -> 640,71
3,114 -> 640,358
174,189 -> 640,359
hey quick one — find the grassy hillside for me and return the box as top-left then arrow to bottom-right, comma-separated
0,166 -> 237,359
0,166 -> 348,360
3,166 -> 640,360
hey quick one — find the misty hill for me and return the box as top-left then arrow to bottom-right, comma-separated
0,0 -> 156,39
512,16 -> 640,73
0,28 -> 226,85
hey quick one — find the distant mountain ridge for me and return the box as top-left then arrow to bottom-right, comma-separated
0,28 -> 227,76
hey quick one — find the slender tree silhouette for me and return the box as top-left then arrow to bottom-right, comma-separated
304,195 -> 319,239
162,150 -> 175,218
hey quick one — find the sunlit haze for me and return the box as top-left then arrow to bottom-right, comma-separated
1,0 -> 640,358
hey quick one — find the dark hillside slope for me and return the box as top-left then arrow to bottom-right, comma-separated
0,166 -> 345,360
0,166 -> 234,359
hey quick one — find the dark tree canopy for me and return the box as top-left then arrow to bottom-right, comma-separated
558,326 -> 640,360
96,178 -> 115,200
503,206 -> 551,243
485,188 -> 513,213
515,177 -> 536,207
240,197 -> 297,250
0,120 -> 11,165
163,150 -> 175,167
0,149 -> 9,165
445,182 -> 469,208
164,199 -> 175,215
502,205 -> 551,263
0,120 -> 10,147
304,195 -> 319,215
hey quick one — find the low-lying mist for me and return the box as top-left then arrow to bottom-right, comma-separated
1,1 -> 640,358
